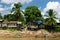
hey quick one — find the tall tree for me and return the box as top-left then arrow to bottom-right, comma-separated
45,9 -> 57,30
11,2 -> 24,21
0,13 -> 2,19
24,6 -> 43,23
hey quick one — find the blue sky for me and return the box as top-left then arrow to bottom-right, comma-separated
0,0 -> 60,22
22,0 -> 60,11
0,0 -> 60,16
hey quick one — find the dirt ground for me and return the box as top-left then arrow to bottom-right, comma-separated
0,37 -> 60,40
0,29 -> 60,40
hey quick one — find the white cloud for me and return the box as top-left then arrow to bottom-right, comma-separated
0,4 -> 5,12
1,0 -> 32,4
43,2 -> 60,15
42,1 -> 60,22
0,0 -> 33,11
46,2 -> 59,9
0,8 -> 4,11
0,6 -> 10,12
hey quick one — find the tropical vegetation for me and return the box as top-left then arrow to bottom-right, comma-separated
0,2 -> 60,31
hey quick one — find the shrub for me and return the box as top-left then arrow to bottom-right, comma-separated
2,26 -> 7,30
7,27 -> 16,31
39,25 -> 45,29
16,24 -> 26,31
54,27 -> 60,32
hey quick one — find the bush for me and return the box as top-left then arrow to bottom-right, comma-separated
54,27 -> 60,32
45,25 -> 55,32
17,25 -> 26,31
2,26 -> 7,30
39,25 -> 45,29
44,25 -> 60,32
16,24 -> 26,31
7,27 -> 16,31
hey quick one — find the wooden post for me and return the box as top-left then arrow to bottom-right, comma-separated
45,33 -> 48,40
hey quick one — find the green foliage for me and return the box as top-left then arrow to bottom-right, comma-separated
2,26 -> 7,30
54,27 -> 60,32
4,14 -> 15,21
45,9 -> 57,26
4,2 -> 25,24
11,2 -> 22,12
0,13 -> 3,19
7,28 -> 16,31
0,2 -> 59,32
11,2 -> 25,24
24,6 -> 43,23
39,25 -> 45,29
11,2 -> 23,21
17,24 -> 26,31
17,24 -> 22,31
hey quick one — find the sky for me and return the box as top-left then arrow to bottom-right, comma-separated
0,0 -> 60,22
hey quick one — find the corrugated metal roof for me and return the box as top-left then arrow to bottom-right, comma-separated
36,20 -> 43,23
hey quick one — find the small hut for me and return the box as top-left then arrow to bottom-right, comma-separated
33,20 -> 44,28
27,20 -> 44,30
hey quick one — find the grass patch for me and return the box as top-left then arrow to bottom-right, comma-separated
7,27 -> 17,31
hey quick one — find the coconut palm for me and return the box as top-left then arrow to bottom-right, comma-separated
11,2 -> 24,22
45,9 -> 57,30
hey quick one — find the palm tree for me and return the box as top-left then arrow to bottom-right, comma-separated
45,9 -> 57,31
11,2 -> 24,21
